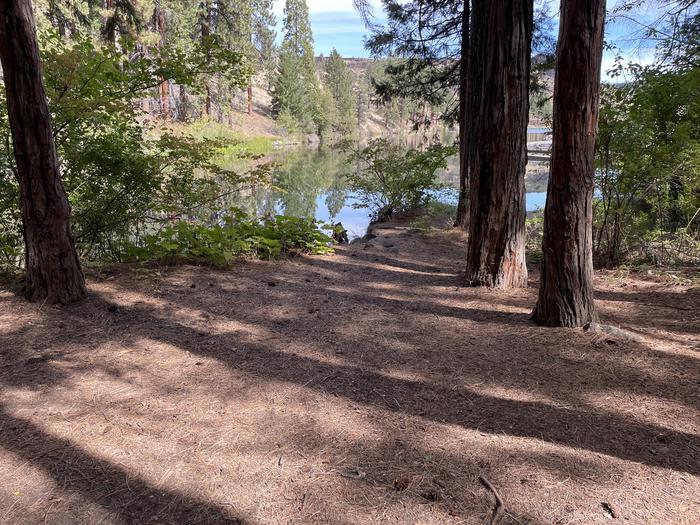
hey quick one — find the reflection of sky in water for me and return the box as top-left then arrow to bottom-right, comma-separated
526,192 -> 547,211
314,194 -> 369,239
308,190 -> 548,241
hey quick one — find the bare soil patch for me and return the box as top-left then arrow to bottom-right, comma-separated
1,223 -> 698,524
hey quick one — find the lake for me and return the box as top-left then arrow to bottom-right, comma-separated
255,148 -> 548,240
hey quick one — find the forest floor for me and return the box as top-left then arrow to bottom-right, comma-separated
0,221 -> 699,525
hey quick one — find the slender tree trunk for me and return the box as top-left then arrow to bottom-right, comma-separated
155,1 -> 170,119
465,0 -> 532,288
160,79 -> 170,118
203,86 -> 211,119
247,83 -> 253,116
201,7 -> 211,118
103,0 -> 118,44
531,0 -> 606,327
178,84 -> 188,121
455,0 -> 470,229
0,0 -> 86,304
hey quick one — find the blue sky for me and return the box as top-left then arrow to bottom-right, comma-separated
272,0 -> 662,80
273,0 -> 380,58
306,10 -> 375,57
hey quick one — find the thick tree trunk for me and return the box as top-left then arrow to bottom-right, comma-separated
455,0 -> 469,229
465,0 -> 532,288
531,0 -> 606,327
0,0 -> 86,304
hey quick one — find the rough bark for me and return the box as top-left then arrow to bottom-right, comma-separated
531,0 -> 606,327
0,0 -> 86,304
465,0 -> 532,288
455,0 -> 469,229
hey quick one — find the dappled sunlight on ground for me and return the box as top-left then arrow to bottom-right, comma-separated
0,223 -> 698,524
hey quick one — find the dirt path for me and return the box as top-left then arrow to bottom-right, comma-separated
1,223 -> 699,524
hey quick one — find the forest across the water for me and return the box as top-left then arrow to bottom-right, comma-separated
0,0 -> 698,524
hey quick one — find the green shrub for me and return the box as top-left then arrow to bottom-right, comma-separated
126,211 -> 333,265
276,107 -> 302,135
633,229 -> 700,266
594,68 -> 700,266
0,31 -> 257,264
347,139 -> 456,222
0,150 -> 21,270
525,214 -> 544,251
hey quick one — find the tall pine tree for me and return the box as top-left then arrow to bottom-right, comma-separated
531,0 -> 606,326
0,0 -> 87,303
273,0 -> 319,132
323,49 -> 356,137
252,0 -> 277,91
464,0 -> 533,288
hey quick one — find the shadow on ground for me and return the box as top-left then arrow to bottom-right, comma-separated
0,226 -> 698,524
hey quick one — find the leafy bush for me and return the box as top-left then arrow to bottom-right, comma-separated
630,229 -> 700,266
276,107 -> 303,135
0,31 -> 256,264
0,103 -> 21,270
347,139 -> 456,222
525,214 -> 544,251
126,211 -> 333,265
594,67 -> 700,266
0,207 -> 21,270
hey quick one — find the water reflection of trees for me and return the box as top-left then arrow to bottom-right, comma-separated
268,148 -> 351,220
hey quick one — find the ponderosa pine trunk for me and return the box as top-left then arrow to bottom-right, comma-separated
201,6 -> 212,117
0,0 -> 86,304
155,1 -> 170,119
531,0 -> 606,327
160,79 -> 170,119
465,0 -> 532,288
178,84 -> 188,121
455,0 -> 469,229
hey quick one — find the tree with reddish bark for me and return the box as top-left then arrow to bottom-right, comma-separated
464,0 -> 533,288
0,0 -> 87,304
531,0 -> 607,327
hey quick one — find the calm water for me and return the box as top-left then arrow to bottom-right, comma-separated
255,148 -> 547,240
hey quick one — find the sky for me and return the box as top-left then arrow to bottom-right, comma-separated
271,0 -> 663,80
272,0 -> 380,58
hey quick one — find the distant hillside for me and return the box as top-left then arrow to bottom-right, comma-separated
223,56 -> 552,143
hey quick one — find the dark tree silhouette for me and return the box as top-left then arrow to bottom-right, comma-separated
532,0 -> 607,326
0,0 -> 86,304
